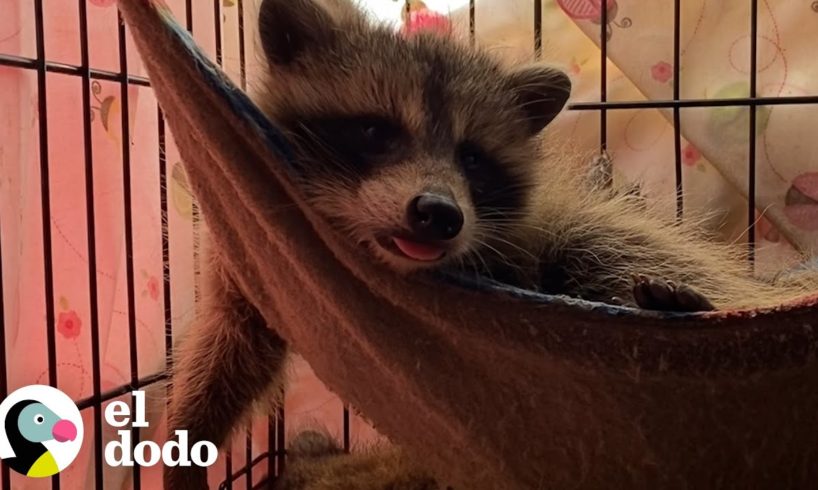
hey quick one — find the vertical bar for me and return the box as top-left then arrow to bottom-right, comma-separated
533,0 -> 542,59
599,0 -> 608,158
267,416 -> 275,486
342,405 -> 350,452
672,0 -> 683,219
224,449 -> 233,490
33,0 -> 56,487
186,0 -> 202,310
0,186 -> 9,490
245,427 -> 253,490
116,11 -> 141,490
186,0 -> 193,32
158,109 -> 173,383
238,0 -> 247,89
469,0 -> 475,46
748,0 -> 758,262
77,1 -> 104,488
32,0 -> 57,387
404,0 -> 410,31
233,0 -> 242,484
214,0 -> 223,66
276,404 -> 285,478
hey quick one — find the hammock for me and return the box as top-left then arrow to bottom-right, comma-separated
118,1 -> 818,488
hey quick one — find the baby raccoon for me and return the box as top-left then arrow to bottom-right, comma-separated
164,0 -> 817,488
250,0 -> 814,312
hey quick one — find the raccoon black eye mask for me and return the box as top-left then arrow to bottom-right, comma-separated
120,1 -> 818,489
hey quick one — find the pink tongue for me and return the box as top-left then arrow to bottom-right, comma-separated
393,237 -> 445,261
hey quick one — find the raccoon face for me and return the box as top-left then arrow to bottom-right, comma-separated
256,0 -> 570,273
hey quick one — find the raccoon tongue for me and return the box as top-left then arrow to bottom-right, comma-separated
393,237 -> 445,261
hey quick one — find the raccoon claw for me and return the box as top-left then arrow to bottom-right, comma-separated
631,274 -> 715,312
609,296 -> 630,307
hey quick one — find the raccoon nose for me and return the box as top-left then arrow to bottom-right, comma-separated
407,193 -> 464,241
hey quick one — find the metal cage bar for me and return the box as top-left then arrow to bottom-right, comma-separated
469,0 -> 476,45
599,0 -> 608,160
747,0 -> 759,261
534,0 -> 542,59
672,0 -> 683,219
114,7 -> 143,489
0,151 -> 9,490
31,0 -> 59,486
77,1 -> 106,488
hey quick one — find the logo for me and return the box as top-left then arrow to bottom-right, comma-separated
0,385 -> 83,478
104,391 -> 217,468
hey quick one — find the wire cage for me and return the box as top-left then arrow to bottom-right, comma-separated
1,0 -> 817,489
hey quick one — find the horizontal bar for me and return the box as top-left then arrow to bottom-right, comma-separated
75,372 -> 168,410
6,55 -> 817,113
569,95 -> 818,111
219,451 -> 283,489
0,54 -> 150,86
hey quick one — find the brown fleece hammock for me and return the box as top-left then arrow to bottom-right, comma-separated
119,1 -> 818,488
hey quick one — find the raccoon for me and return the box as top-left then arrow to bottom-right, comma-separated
163,0 -> 817,488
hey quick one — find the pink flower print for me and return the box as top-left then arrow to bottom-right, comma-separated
557,0 -> 616,20
57,311 -> 82,339
569,58 -> 582,76
402,9 -> 453,37
651,61 -> 673,84
146,276 -> 161,301
682,144 -> 701,166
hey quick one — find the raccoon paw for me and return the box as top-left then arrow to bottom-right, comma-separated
630,273 -> 715,312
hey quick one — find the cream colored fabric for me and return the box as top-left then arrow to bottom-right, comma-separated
447,0 -> 818,274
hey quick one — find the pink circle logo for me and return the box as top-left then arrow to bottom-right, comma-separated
0,385 -> 84,478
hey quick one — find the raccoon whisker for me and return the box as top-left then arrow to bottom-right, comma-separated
476,214 -> 531,224
470,236 -> 525,272
479,233 -> 539,261
289,126 -> 358,176
466,248 -> 495,279
489,222 -> 560,241
477,229 -> 543,261
291,125 -> 359,176
511,81 -> 571,92
515,96 -> 559,110
464,253 -> 486,278
476,207 -> 533,219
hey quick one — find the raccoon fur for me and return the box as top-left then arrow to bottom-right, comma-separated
163,0 -> 818,488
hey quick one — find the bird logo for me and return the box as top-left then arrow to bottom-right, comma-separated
0,385 -> 83,478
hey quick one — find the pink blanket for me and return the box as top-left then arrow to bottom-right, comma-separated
117,0 -> 818,488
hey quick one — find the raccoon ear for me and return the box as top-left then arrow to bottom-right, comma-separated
258,0 -> 340,65
506,65 -> 572,135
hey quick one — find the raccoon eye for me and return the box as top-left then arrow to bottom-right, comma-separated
461,153 -> 479,171
355,119 -> 398,148
361,124 -> 380,140
305,115 -> 404,160
458,143 -> 488,173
